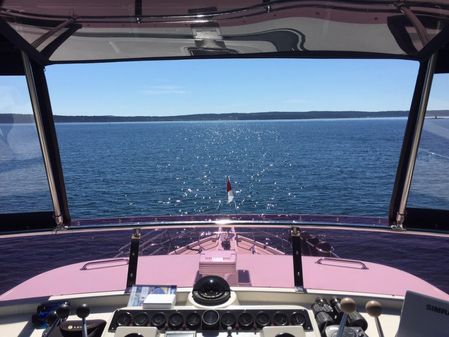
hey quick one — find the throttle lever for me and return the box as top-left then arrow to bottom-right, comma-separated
335,297 -> 356,337
366,300 -> 384,337
76,304 -> 90,337
41,311 -> 58,337
42,302 -> 70,337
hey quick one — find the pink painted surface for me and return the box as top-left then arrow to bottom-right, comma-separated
0,255 -> 199,301
1,255 -> 448,301
302,257 -> 449,299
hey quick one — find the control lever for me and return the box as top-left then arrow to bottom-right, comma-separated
312,297 -> 335,332
76,304 -> 90,337
56,303 -> 71,321
312,297 -> 334,316
42,302 -> 70,337
366,300 -> 384,337
335,297 -> 356,337
42,311 -> 58,337
330,297 -> 343,321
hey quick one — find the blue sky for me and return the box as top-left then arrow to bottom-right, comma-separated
1,59 -> 448,116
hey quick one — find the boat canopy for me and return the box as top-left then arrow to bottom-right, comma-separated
1,0 -> 449,72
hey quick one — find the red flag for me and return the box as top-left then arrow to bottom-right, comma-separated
227,177 -> 234,204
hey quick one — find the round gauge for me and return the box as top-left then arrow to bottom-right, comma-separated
151,312 -> 167,329
238,312 -> 254,329
116,311 -> 132,326
186,312 -> 201,330
221,312 -> 236,328
168,312 -> 184,329
255,312 -> 270,327
202,310 -> 220,329
290,312 -> 306,326
273,312 -> 288,326
133,312 -> 149,326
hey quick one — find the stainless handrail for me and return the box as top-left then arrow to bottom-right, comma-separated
316,257 -> 368,269
80,258 -> 129,270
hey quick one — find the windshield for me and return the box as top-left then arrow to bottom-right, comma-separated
42,59 -> 419,220
3,58 -> 449,301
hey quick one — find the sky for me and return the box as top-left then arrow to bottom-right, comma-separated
1,58 -> 449,116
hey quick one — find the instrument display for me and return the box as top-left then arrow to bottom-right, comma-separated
109,309 -> 313,332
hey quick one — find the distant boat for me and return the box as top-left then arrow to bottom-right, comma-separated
227,176 -> 234,204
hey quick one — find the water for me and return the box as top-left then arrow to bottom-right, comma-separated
54,119 -> 409,219
3,118 -> 449,217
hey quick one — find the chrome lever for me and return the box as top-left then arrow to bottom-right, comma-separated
366,300 -> 385,337
336,297 -> 356,337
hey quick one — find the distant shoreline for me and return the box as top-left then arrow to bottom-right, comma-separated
1,110 -> 449,123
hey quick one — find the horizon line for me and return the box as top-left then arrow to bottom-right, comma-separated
4,109 -> 449,118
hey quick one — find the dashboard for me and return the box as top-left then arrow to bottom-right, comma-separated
0,275 -> 405,337
0,290 -> 402,337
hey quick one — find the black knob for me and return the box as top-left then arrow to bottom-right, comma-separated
45,311 -> 58,325
56,303 -> 70,320
312,298 -> 334,317
330,297 -> 343,321
36,304 -> 48,314
125,334 -> 144,337
315,297 -> 327,304
76,304 -> 90,319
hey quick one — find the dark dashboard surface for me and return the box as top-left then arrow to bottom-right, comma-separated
109,309 -> 313,333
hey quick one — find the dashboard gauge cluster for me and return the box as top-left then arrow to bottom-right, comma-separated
109,309 -> 313,332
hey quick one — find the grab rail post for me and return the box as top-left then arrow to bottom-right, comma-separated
126,228 -> 141,289
291,227 -> 304,292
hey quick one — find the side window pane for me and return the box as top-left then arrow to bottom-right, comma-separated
0,76 -> 52,213
409,74 -> 449,209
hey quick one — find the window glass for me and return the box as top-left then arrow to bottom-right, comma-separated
1,226 -> 448,300
0,76 -> 52,213
46,59 -> 418,219
409,74 -> 449,209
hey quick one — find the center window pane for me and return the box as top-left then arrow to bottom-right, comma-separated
45,59 -> 418,219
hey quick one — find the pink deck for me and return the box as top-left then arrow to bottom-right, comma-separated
1,255 -> 447,301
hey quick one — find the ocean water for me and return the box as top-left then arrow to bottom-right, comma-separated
3,118 -> 449,218
1,119 -> 449,295
55,119 -> 410,219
